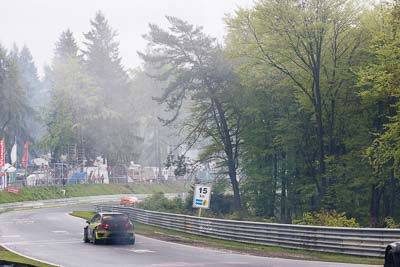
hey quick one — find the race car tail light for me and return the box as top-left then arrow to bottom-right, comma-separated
98,223 -> 110,230
125,223 -> 133,230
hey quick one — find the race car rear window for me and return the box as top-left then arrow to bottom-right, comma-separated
102,214 -> 129,223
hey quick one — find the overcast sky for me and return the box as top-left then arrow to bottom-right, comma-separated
1,0 -> 254,76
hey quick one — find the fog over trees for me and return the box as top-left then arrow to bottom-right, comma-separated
1,0 -> 400,226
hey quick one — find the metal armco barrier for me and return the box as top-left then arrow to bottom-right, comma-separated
0,194 -> 140,212
95,204 -> 400,258
0,193 -> 179,212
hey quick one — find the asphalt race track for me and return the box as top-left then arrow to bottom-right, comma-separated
0,206 -> 377,267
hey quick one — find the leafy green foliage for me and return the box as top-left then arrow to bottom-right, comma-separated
293,210 -> 360,227
356,1 -> 400,226
384,217 -> 400,228
137,192 -> 185,213
359,2 -> 400,173
137,181 -> 237,217
224,0 -> 397,226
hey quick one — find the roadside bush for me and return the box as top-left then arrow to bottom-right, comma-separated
384,217 -> 400,228
137,192 -> 187,214
209,192 -> 234,215
168,197 -> 186,213
137,192 -> 170,211
293,210 -> 360,227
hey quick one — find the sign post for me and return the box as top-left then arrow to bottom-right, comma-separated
192,184 -> 211,217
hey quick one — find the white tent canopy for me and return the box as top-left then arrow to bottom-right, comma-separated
1,163 -> 16,172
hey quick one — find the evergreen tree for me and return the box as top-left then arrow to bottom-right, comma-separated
41,30 -> 98,162
83,11 -> 129,105
55,29 -> 79,61
140,17 -> 243,210
82,11 -> 140,165
17,45 -> 44,141
0,44 -> 30,161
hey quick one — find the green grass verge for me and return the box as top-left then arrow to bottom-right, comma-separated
0,181 -> 187,204
0,246 -> 55,267
70,210 -> 383,265
134,223 -> 383,265
70,210 -> 96,220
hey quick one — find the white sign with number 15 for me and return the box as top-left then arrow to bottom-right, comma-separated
192,184 -> 211,209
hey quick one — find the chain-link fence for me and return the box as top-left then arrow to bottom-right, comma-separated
2,163 -> 182,190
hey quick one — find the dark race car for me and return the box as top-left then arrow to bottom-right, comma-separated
385,242 -> 400,267
84,212 -> 135,245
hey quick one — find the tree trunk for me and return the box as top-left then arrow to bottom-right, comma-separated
287,167 -> 298,224
270,152 -> 278,218
313,31 -> 326,203
328,99 -> 335,156
52,146 -> 60,163
227,156 -> 241,210
370,184 -> 382,227
384,168 -> 395,218
390,169 -> 396,217
280,153 -> 287,223
214,99 -> 242,210
314,73 -> 326,201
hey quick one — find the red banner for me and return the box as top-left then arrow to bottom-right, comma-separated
22,140 -> 29,168
0,138 -> 4,167
6,187 -> 20,194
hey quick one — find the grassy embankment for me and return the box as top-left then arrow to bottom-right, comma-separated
70,211 -> 383,266
0,246 -> 55,267
0,182 -> 187,204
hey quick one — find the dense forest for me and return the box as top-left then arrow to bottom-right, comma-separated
1,0 -> 400,227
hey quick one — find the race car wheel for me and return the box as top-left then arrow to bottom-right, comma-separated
83,227 -> 89,243
385,249 -> 396,267
91,230 -> 99,245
